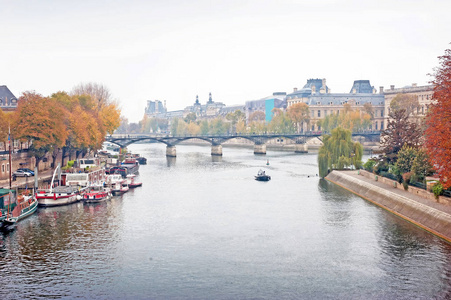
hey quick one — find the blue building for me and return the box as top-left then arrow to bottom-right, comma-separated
245,92 -> 287,122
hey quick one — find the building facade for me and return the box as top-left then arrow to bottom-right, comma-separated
383,83 -> 434,129
245,92 -> 287,122
287,79 -> 385,132
183,93 -> 226,119
145,100 -> 167,117
0,85 -> 18,112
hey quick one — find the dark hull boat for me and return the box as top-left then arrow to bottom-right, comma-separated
255,170 -> 271,181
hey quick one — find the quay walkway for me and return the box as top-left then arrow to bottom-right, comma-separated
0,169 -> 54,190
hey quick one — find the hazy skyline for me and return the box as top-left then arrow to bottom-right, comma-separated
2,0 -> 450,122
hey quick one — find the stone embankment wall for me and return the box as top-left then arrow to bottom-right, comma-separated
357,170 -> 450,205
326,170 -> 451,243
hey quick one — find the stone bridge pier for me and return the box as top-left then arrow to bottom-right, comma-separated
295,144 -> 308,153
211,145 -> 223,156
254,144 -> 266,155
166,145 -> 176,157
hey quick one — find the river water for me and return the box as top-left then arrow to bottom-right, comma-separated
1,144 -> 450,299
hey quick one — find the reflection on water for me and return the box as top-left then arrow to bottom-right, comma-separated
1,144 -> 450,299
166,156 -> 176,167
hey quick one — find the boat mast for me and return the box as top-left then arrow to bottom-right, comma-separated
49,164 -> 60,193
8,125 -> 11,190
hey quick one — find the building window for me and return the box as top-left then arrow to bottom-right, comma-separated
375,122 -> 378,130
381,121 -> 384,129
318,110 -> 321,118
381,110 -> 384,117
311,125 -> 315,131
1,165 -> 4,173
7,163 -> 9,172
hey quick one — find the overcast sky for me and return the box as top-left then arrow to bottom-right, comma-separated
2,0 -> 450,122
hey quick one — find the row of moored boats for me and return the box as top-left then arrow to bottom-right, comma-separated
0,157 -> 142,230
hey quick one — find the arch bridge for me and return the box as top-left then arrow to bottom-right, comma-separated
105,132 -> 380,157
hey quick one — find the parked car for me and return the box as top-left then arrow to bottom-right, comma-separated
17,168 -> 35,176
13,169 -> 33,177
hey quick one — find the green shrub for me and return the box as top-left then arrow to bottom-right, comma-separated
432,182 -> 444,199
363,159 -> 376,172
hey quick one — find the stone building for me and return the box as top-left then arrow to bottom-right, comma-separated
145,100 -> 167,117
183,93 -> 225,119
287,79 -> 385,132
383,83 -> 434,129
0,85 -> 18,112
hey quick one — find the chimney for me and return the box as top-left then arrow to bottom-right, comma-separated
379,86 -> 384,94
352,88 -> 356,94
294,87 -> 298,92
390,85 -> 395,90
311,86 -> 316,93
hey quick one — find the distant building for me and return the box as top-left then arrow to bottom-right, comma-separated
0,85 -> 18,111
287,79 -> 385,132
383,83 -> 434,129
145,100 -> 167,117
245,92 -> 287,122
183,93 -> 225,119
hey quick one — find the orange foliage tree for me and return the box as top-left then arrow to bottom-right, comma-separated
0,109 -> 9,150
287,103 -> 310,133
14,91 -> 68,167
425,47 -> 451,188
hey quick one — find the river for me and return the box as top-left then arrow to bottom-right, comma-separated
1,144 -> 450,299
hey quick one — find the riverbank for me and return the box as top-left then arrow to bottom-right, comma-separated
326,170 -> 451,243
0,169 -> 54,191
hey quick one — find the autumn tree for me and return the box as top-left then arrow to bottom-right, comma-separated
186,122 -> 201,135
226,110 -> 245,134
248,111 -> 265,122
0,109 -> 9,150
209,118 -> 229,135
319,110 -> 371,133
390,93 -> 420,116
287,103 -> 310,133
99,103 -> 121,135
363,102 -> 374,119
200,120 -> 209,135
184,112 -> 197,123
425,47 -> 451,188
71,82 -> 112,110
14,92 -> 68,167
268,109 -> 294,134
380,109 -> 422,163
